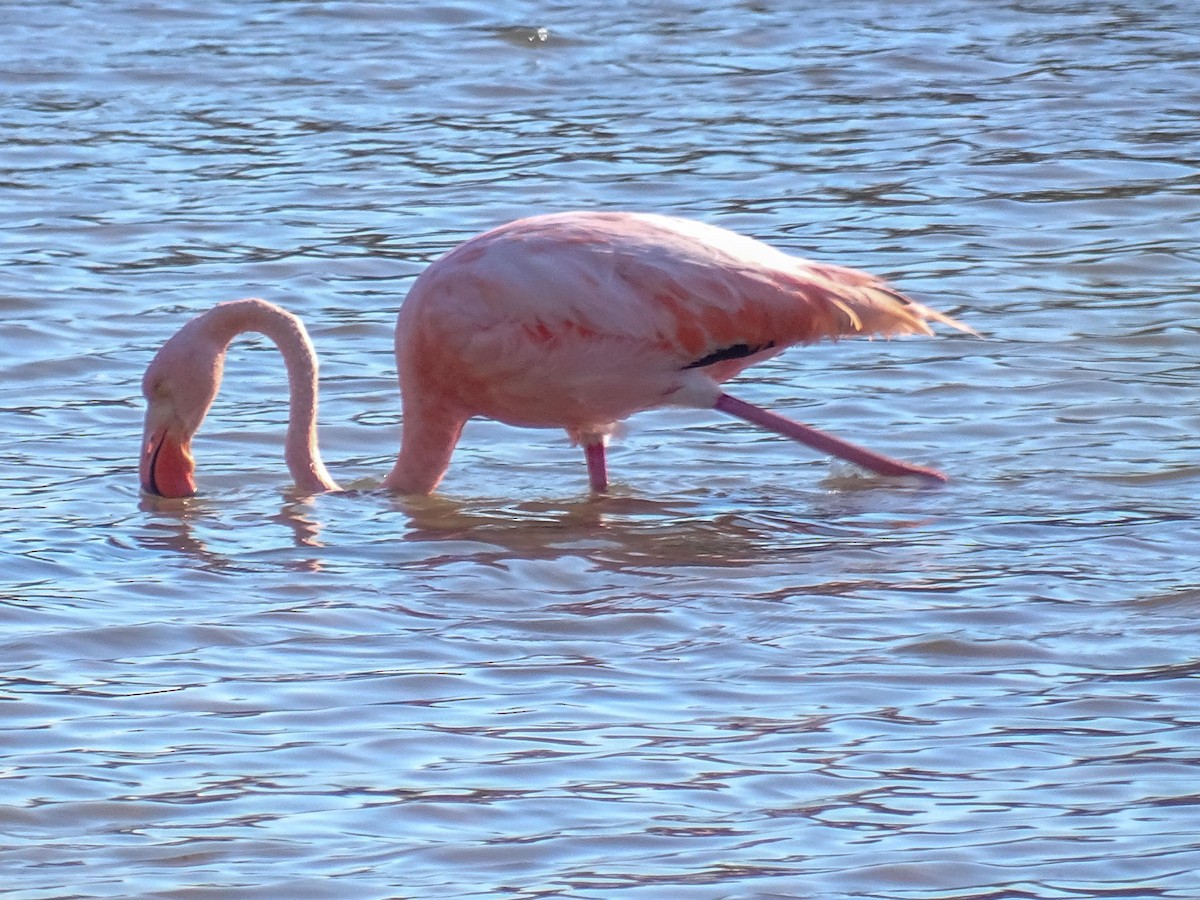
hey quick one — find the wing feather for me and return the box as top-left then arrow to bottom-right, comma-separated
401,211 -> 972,412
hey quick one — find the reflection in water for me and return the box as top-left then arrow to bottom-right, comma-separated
137,494 -> 328,571
135,496 -> 225,560
271,499 -> 326,549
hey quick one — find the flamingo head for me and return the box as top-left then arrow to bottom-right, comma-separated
139,326 -> 225,497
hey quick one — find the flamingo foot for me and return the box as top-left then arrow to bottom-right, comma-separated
713,392 -> 948,483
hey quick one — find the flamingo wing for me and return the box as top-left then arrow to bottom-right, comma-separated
398,211 -> 967,430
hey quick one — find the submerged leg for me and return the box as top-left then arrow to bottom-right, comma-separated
584,441 -> 609,494
713,392 -> 947,483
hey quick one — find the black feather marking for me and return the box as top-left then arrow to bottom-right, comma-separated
146,438 -> 163,496
683,341 -> 776,370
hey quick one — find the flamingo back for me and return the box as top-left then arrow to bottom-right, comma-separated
395,211 -> 967,436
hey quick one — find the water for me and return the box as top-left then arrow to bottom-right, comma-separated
3,0 -> 1199,896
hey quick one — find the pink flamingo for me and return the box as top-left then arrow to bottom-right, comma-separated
140,211 -> 970,498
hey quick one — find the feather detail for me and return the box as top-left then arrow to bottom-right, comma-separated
397,210 -> 971,440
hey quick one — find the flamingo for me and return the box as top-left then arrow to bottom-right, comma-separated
139,211 -> 970,498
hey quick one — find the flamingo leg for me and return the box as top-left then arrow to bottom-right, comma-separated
713,392 -> 947,483
584,441 -> 608,494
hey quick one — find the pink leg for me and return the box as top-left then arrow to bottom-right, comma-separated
584,441 -> 608,493
713,392 -> 947,483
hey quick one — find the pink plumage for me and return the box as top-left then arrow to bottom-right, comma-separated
139,211 -> 970,498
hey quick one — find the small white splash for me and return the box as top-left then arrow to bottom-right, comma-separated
530,27 -> 549,42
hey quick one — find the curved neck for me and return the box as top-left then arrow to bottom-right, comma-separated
199,299 -> 341,494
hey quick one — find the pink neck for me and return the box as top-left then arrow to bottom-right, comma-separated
199,299 -> 341,494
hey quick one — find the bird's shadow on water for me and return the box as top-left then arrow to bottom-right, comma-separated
132,468 -> 948,573
369,469 -> 946,573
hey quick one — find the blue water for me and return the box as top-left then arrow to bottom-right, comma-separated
3,1 -> 1199,897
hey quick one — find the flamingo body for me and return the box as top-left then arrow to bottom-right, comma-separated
140,211 -> 969,498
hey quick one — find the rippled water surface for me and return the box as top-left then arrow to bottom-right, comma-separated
4,1 -> 1200,897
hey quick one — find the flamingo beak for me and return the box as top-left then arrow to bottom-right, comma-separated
141,426 -> 196,497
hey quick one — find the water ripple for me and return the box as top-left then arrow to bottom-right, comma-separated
4,0 -> 1200,896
